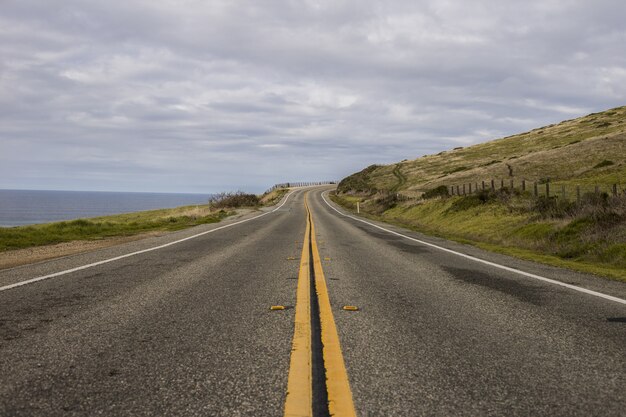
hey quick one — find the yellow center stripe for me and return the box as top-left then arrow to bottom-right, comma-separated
309,200 -> 357,417
284,193 -> 357,417
284,206 -> 313,417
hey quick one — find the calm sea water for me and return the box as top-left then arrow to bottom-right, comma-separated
0,189 -> 211,227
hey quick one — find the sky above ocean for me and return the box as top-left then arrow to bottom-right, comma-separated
1,0 -> 625,193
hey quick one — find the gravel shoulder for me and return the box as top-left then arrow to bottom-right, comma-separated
0,233 -> 166,270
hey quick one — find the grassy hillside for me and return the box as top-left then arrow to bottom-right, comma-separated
334,106 -> 626,282
339,106 -> 626,196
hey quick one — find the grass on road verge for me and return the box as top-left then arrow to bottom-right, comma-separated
0,205 -> 231,252
0,188 -> 291,253
330,192 -> 626,283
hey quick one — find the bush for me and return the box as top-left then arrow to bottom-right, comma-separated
580,191 -> 609,207
422,185 -> 449,200
447,189 -> 500,212
593,160 -> 614,169
372,194 -> 400,213
445,166 -> 469,174
532,196 -> 576,218
209,191 -> 260,208
337,164 -> 380,194
480,160 -> 500,167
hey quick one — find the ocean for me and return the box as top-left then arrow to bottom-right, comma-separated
0,189 -> 211,227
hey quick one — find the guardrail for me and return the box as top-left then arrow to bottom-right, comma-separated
265,181 -> 336,193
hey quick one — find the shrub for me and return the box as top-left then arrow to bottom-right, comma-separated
422,185 -> 449,200
337,164 -> 380,193
593,160 -> 614,169
209,191 -> 260,208
375,194 -> 400,212
580,191 -> 609,207
532,196 -> 576,218
480,160 -> 500,167
448,189 -> 497,212
445,166 -> 469,174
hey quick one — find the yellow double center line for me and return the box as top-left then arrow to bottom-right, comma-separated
284,193 -> 356,417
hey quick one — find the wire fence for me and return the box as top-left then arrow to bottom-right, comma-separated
448,178 -> 626,202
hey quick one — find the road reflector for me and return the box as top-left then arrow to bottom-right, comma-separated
286,256 -> 297,260
270,305 -> 286,310
342,306 -> 359,311
324,257 -> 331,261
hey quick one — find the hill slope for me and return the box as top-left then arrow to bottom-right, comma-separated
339,106 -> 626,196
334,106 -> 626,282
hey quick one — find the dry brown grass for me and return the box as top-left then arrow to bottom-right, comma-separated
339,105 -> 626,196
260,188 -> 289,205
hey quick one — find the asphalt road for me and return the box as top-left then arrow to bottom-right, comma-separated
1,187 -> 624,416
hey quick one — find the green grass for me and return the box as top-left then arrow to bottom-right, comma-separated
0,205 -> 232,252
330,192 -> 626,282
0,188 -> 294,253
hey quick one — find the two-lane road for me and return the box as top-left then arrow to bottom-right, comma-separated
1,187 -> 624,416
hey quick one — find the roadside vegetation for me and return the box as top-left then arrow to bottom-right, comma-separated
260,187 -> 289,206
0,188 -> 290,252
209,191 -> 260,208
331,189 -> 626,282
334,106 -> 626,282
0,205 -> 230,252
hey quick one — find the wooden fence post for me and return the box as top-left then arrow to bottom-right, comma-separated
491,179 -> 495,190
482,181 -> 485,190
510,179 -> 514,190
522,179 -> 526,192
462,184 -> 466,195
500,179 -> 504,189
456,185 -> 460,195
469,183 -> 473,194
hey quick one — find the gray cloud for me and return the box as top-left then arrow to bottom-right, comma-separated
1,0 -> 625,193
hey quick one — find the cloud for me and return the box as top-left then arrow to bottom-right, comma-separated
1,0 -> 625,192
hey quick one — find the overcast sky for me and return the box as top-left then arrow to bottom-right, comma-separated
1,0 -> 625,193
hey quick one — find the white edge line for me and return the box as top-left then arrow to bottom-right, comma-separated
0,191 -> 297,292
321,192 -> 626,306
